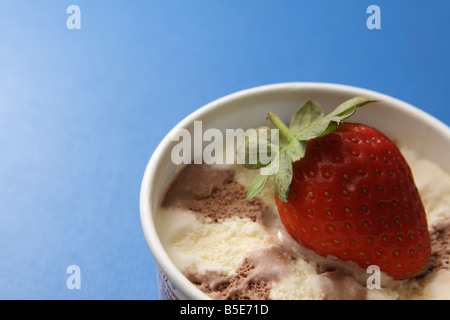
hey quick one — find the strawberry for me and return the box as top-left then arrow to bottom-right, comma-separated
245,98 -> 431,280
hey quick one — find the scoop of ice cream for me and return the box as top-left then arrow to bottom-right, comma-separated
157,145 -> 450,300
402,147 -> 450,224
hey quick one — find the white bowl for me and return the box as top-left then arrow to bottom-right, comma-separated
139,82 -> 450,300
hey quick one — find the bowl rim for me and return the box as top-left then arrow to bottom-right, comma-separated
139,81 -> 450,300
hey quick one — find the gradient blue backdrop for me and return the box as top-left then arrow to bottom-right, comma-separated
0,0 -> 449,299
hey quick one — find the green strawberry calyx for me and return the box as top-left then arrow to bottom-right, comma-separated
245,97 -> 379,203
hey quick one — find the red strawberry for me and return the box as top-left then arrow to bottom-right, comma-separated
245,98 -> 431,280
275,123 -> 430,279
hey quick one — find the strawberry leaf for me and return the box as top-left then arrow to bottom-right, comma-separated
241,126 -> 273,170
246,174 -> 270,201
273,150 -> 293,202
329,96 -> 379,118
289,99 -> 324,135
246,151 -> 280,201
295,97 -> 378,141
284,138 -> 306,163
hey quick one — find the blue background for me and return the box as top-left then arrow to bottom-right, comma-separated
0,0 -> 449,299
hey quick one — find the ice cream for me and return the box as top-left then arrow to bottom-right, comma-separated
156,144 -> 450,300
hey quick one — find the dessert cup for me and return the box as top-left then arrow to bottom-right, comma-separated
140,82 -> 450,300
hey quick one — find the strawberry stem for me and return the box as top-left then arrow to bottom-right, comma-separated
268,111 -> 295,143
